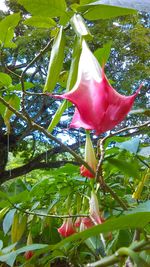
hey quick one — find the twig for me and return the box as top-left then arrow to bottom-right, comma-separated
86,240 -> 150,267
8,200 -> 89,219
19,39 -> 53,119
95,120 -> 150,210
20,40 -> 53,77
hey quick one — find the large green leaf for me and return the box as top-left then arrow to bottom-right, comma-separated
52,209 -> 150,249
95,0 -> 150,12
0,13 -> 20,48
44,27 -> 65,92
24,16 -> 56,28
78,4 -> 136,20
18,0 -> 67,18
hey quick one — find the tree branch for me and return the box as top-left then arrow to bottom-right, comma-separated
0,160 -> 79,184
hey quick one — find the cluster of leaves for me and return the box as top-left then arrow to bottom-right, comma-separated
0,0 -> 150,266
0,137 -> 149,266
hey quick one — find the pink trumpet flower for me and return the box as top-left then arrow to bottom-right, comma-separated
58,218 -> 76,237
54,40 -> 141,135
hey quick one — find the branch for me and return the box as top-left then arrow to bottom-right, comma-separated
0,160 -> 79,184
86,240 -> 150,267
95,120 -> 150,210
8,201 -> 89,219
0,96 -> 95,179
20,40 -> 53,78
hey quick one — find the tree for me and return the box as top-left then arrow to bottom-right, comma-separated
0,1 -> 150,266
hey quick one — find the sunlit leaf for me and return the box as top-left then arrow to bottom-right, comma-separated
0,13 -> 20,48
24,16 -> 56,28
18,0 -> 67,18
44,27 -> 65,92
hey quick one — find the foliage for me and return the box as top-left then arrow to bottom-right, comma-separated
0,0 -> 150,266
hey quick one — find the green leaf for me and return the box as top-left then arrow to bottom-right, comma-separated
0,13 -> 20,48
94,41 -> 112,66
3,95 -> 20,133
0,73 -> 12,88
44,27 -> 65,92
0,240 -> 3,250
18,0 -> 67,18
66,37 -> 82,90
47,100 -> 68,133
3,209 -> 16,235
95,0 -> 150,12
0,207 -> 10,220
24,16 -> 56,28
52,210 -> 150,250
115,137 -> 140,154
78,4 -> 136,20
0,251 -> 17,267
14,82 -> 35,91
80,0 -> 96,4
130,108 -> 150,116
107,156 -> 139,178
126,200 -> 150,214
15,243 -> 48,254
138,147 -> 150,158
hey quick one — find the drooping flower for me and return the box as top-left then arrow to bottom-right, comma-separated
24,232 -> 34,260
24,251 -> 34,260
74,217 -> 81,228
81,217 -> 94,229
54,40 -> 141,135
75,217 -> 94,230
80,131 -> 97,178
89,191 -> 104,225
58,218 -> 76,237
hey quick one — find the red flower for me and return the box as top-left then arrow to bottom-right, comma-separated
54,40 -> 141,135
74,217 -> 81,227
58,218 -> 76,237
80,131 -> 97,178
24,251 -> 34,260
81,217 -> 94,228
